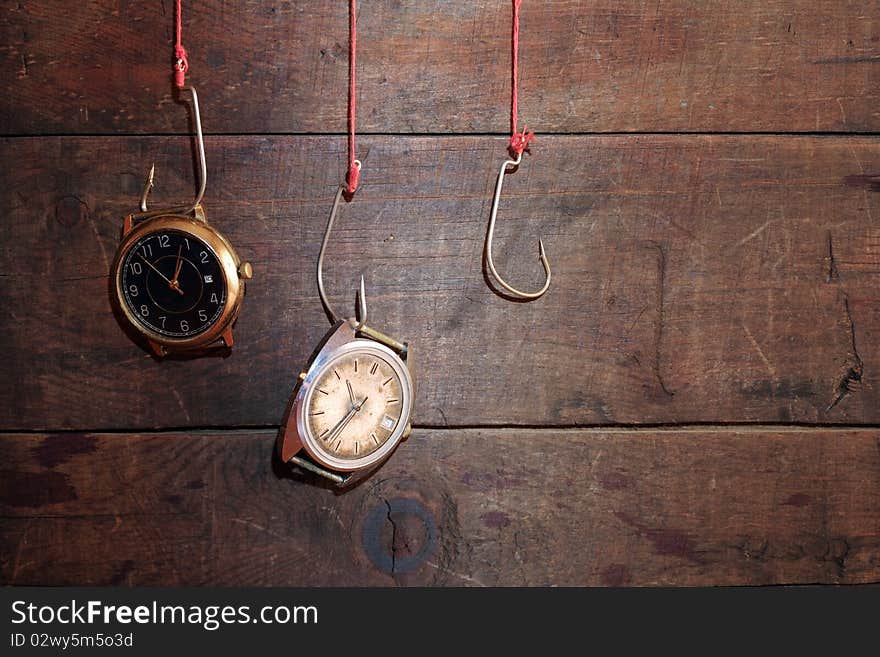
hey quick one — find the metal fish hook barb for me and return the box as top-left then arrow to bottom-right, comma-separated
139,85 -> 207,216
317,166 -> 368,330
485,151 -> 551,300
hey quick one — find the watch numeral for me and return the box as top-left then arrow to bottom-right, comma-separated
128,284 -> 138,297
180,320 -> 189,332
158,234 -> 170,248
198,310 -> 208,322
200,250 -> 209,263
140,305 -> 149,316
204,275 -> 213,283
129,262 -> 142,275
159,316 -> 167,328
140,244 -> 153,258
210,292 -> 219,304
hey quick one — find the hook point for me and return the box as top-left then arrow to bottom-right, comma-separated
140,163 -> 156,212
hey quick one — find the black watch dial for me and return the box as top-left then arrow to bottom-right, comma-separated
119,230 -> 227,338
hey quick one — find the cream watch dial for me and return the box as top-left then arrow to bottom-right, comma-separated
306,350 -> 404,460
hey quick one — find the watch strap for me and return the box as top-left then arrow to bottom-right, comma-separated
289,455 -> 349,485
357,323 -> 408,359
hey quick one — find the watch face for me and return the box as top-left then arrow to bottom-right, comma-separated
119,229 -> 227,339
305,347 -> 407,463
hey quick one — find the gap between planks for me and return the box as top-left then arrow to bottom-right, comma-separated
2,131 -> 880,140
4,423 -> 880,437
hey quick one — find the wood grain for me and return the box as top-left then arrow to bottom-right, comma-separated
2,134 -> 880,430
2,428 -> 879,586
3,1 -> 880,135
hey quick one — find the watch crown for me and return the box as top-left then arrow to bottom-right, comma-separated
298,372 -> 307,381
238,262 -> 253,280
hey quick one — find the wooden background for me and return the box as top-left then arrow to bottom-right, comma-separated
1,1 -> 879,586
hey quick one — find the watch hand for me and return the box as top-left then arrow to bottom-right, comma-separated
170,244 -> 184,286
346,380 -> 356,406
325,405 -> 359,443
137,252 -> 184,296
356,395 -> 369,411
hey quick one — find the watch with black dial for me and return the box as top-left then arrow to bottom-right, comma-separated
112,205 -> 252,356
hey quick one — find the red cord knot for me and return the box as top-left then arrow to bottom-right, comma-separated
509,126 -> 534,156
346,163 -> 360,195
174,45 -> 189,88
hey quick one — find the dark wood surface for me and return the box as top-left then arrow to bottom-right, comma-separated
3,1 -> 880,134
1,1 -> 879,587
2,135 -> 879,429
3,429 -> 879,586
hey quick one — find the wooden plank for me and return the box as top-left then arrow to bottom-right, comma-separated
3,1 -> 880,135
2,134 -> 880,429
1,428 -> 879,586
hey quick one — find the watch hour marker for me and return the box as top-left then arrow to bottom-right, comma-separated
354,359 -> 358,372
370,362 -> 379,375
309,410 -> 325,416
382,376 -> 393,386
319,428 -> 330,438
370,432 -> 379,444
333,369 -> 341,380
355,442 -> 359,455
334,439 -> 342,451
318,388 -> 329,395
386,398 -> 400,405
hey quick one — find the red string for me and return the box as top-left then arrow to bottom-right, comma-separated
174,0 -> 189,88
509,0 -> 533,156
346,0 -> 360,194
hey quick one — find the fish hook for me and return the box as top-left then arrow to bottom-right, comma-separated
139,85 -> 207,217
484,151 -> 551,300
317,164 -> 368,330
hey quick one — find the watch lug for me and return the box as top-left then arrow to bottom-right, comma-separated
122,214 -> 133,236
279,436 -> 304,465
193,204 -> 207,223
322,320 -> 356,353
221,326 -> 234,348
402,423 -> 412,441
279,395 -> 304,462
147,340 -> 166,358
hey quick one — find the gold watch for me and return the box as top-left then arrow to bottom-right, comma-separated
111,204 -> 252,357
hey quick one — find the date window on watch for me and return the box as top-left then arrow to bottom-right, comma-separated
381,415 -> 396,430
